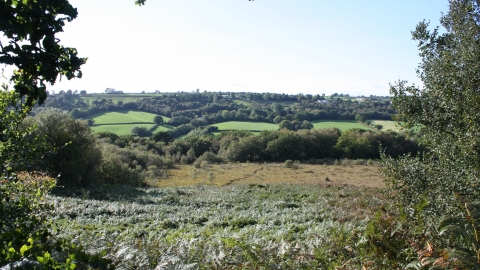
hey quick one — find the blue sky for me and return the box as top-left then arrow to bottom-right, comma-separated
46,0 -> 449,96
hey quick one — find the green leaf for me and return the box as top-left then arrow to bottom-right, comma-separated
37,256 -> 44,264
20,244 -> 28,256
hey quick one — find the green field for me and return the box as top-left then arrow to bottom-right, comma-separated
151,124 -> 174,133
212,121 -> 279,131
232,99 -> 252,106
88,110 -> 172,135
311,120 -> 373,131
88,110 -> 170,124
91,124 -> 155,135
370,120 -> 400,132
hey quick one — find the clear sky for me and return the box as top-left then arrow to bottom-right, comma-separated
45,0 -> 449,96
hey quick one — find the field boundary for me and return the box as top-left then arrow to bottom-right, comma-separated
92,121 -> 154,126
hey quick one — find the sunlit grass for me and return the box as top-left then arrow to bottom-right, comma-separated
212,121 -> 278,131
91,124 -> 155,135
150,162 -> 384,188
88,110 -> 170,124
311,120 -> 373,131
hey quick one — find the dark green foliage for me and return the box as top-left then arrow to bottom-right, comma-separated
0,91 -> 47,176
21,108 -> 102,187
334,129 -> 373,159
377,0 -> 480,267
131,126 -> 152,137
279,120 -> 293,130
151,131 -> 172,143
0,0 -> 87,106
97,131 -> 120,143
153,115 -> 164,124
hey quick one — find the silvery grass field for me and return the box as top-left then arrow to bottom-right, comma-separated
49,162 -> 385,269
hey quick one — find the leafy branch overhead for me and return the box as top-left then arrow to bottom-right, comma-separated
0,0 -> 87,105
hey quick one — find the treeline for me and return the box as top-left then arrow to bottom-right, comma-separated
41,91 -> 394,129
19,108 -> 421,188
101,127 -> 422,166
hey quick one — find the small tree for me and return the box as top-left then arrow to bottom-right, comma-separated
154,115 -> 164,125
279,120 -> 293,130
131,126 -> 152,137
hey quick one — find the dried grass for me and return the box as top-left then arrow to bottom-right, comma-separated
151,162 -> 385,188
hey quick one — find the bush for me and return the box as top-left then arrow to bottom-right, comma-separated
283,160 -> 299,169
21,108 -> 102,187
153,115 -> 164,124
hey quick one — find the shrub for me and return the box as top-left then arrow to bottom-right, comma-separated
21,108 -> 102,187
283,160 -> 299,169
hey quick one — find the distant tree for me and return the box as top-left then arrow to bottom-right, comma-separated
334,129 -> 373,159
279,120 -> 293,130
273,116 -> 283,124
300,120 -> 313,130
96,131 -> 119,143
355,113 -> 366,123
80,90 -> 87,95
131,126 -> 140,136
271,102 -> 282,114
152,131 -> 172,143
153,115 -> 164,125
266,131 -> 304,161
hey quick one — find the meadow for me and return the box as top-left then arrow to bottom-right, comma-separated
311,120 -> 373,131
87,110 -> 170,124
212,121 -> 279,131
88,110 -> 172,135
151,161 -> 384,188
232,99 -> 253,106
370,120 -> 399,132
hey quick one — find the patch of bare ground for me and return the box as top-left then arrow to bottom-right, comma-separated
150,162 -> 385,188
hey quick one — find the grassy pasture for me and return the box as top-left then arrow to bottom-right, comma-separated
311,120 -> 373,131
212,121 -> 279,131
88,110 -> 169,124
232,99 -> 252,106
151,124 -> 174,133
91,124 -> 155,135
370,120 -> 400,132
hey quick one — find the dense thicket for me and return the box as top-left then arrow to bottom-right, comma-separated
99,127 -> 421,166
